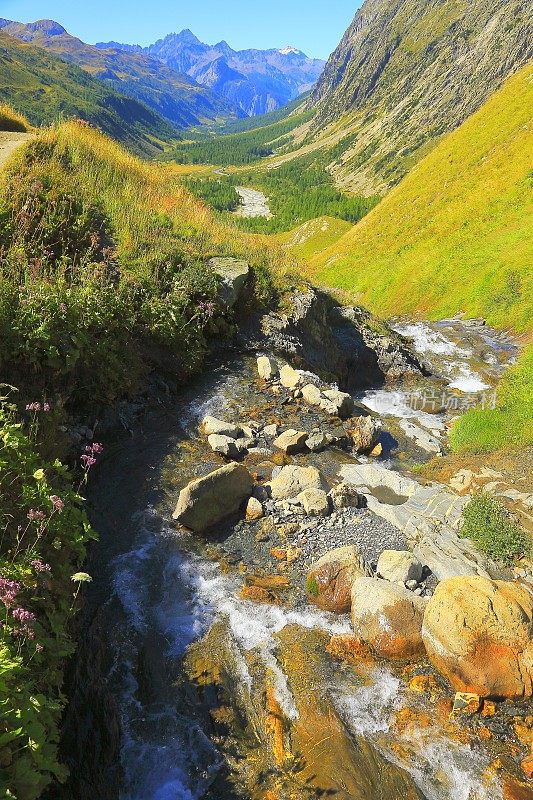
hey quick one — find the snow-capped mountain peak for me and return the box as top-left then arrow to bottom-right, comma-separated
279,46 -> 302,56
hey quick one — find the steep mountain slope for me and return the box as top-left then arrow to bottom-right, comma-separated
306,62 -> 533,333
0,32 -> 179,156
97,29 -> 325,116
303,0 -> 533,194
0,19 -> 238,127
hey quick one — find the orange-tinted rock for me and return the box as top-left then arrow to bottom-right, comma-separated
307,546 -> 367,613
351,577 -> 427,660
245,574 -> 290,590
408,674 -> 439,697
240,585 -> 277,604
436,698 -> 454,720
326,634 -> 373,665
270,548 -> 287,561
422,577 -> 533,698
504,779 -> 533,800
265,684 -> 285,767
482,700 -> 497,717
451,692 -> 481,717
522,753 -> 533,781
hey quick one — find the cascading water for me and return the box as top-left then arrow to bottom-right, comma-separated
61,321 -> 522,800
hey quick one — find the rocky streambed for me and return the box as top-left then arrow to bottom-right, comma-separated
55,295 -> 533,800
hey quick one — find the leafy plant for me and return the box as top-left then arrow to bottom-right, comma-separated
0,399 -> 98,799
460,493 -> 528,564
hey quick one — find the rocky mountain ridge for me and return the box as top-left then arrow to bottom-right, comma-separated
305,0 -> 533,193
97,27 -> 325,116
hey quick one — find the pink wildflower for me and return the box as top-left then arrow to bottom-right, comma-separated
35,642 -> 44,653
27,509 -> 46,522
43,402 -> 51,412
30,560 -> 51,573
80,454 -> 97,468
0,578 -> 20,610
25,402 -> 42,412
12,607 -> 36,624
49,495 -> 64,513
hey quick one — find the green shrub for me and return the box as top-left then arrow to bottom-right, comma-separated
460,493 -> 529,564
0,399 -> 97,799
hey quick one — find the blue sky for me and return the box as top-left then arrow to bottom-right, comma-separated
0,1 -> 360,59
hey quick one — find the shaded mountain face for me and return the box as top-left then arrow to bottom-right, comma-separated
305,0 -> 533,194
97,29 -> 325,116
0,31 -> 180,157
0,19 -> 240,127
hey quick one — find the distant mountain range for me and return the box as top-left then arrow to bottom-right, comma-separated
96,28 -> 325,116
0,30 -> 181,157
0,18 -> 237,128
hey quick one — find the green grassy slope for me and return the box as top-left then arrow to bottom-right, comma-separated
309,62 -> 533,333
0,32 -> 180,157
1,20 -> 237,127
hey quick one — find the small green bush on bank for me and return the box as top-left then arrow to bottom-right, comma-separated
460,493 -> 528,564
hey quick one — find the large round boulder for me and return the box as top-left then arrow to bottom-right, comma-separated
173,463 -> 254,533
351,577 -> 427,659
307,546 -> 368,613
422,577 -> 533,698
268,465 -> 325,501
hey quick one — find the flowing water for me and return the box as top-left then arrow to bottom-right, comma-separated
71,320 -> 520,800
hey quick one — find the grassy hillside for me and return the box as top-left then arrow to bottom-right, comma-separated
276,216 -> 351,261
0,32 -> 180,157
308,62 -> 533,333
0,19 -> 238,128
0,103 -> 30,132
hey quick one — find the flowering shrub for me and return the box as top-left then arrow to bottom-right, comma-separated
0,403 -> 97,799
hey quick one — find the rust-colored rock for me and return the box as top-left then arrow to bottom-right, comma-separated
504,778 -> 533,800
422,577 -> 533,698
326,634 -> 373,665
307,546 -> 368,613
351,577 -> 427,660
240,585 -> 278,604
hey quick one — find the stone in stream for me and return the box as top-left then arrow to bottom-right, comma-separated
307,546 -> 370,613
297,488 -> 330,517
377,550 -> 424,585
201,415 -> 242,438
302,383 -> 323,405
173,463 -> 253,533
346,415 -> 381,452
279,364 -> 303,389
257,355 -> 279,381
306,431 -> 330,452
207,434 -> 239,458
422,576 -> 533,698
263,423 -> 279,437
328,482 -> 361,510
273,429 -> 308,454
245,496 -> 264,521
351,577 -> 427,659
319,389 -> 354,419
208,257 -> 249,308
339,463 -> 490,580
399,419 -> 442,454
268,465 -> 325,501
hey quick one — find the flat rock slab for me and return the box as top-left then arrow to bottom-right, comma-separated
340,463 -> 488,580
